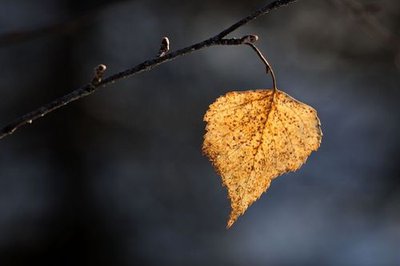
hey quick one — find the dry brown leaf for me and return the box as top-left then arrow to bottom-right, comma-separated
203,89 -> 322,228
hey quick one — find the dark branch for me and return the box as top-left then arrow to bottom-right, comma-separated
0,0 -> 297,140
216,0 -> 297,39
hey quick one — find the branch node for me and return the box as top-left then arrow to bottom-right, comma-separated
241,34 -> 259,44
91,64 -> 107,86
158,36 -> 170,57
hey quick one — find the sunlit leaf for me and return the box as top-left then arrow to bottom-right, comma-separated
203,89 -> 322,228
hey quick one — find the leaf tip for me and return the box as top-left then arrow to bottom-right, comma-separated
226,216 -> 236,229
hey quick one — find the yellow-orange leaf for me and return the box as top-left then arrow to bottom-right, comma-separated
203,89 -> 322,228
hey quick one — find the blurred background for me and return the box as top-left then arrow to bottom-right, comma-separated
0,0 -> 399,265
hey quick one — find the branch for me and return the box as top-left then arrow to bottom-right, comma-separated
0,0 -> 297,140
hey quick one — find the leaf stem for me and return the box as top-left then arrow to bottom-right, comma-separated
245,42 -> 277,92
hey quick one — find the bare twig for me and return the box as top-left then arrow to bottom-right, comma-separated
0,0 -> 297,140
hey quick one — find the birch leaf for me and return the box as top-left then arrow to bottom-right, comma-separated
203,89 -> 322,228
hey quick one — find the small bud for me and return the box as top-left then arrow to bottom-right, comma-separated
91,64 -> 107,85
96,64 -> 107,73
158,36 -> 170,57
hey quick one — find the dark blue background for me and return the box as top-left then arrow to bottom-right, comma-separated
0,0 -> 399,265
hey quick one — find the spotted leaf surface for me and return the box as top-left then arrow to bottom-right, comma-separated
203,89 -> 322,228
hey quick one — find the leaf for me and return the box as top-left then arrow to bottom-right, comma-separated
203,89 -> 322,228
